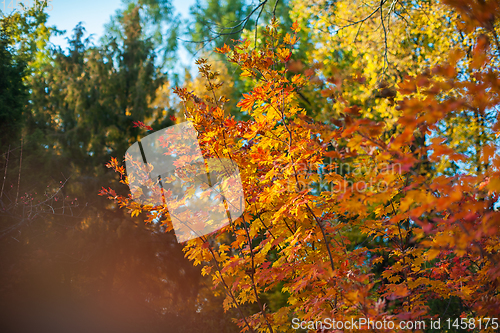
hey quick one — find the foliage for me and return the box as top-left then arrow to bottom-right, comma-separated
187,0 -> 249,53
187,0 -> 294,52
1,0 -> 499,331
104,1 -> 500,331
103,0 -> 180,70
185,0 -> 300,117
20,6 -> 170,200
0,23 -> 26,149
0,4 -> 57,150
1,5 -> 237,332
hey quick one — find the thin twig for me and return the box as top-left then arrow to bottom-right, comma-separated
15,138 -> 23,205
254,4 -> 265,49
273,0 -> 280,17
380,0 -> 389,75
1,145 -> 10,200
241,215 -> 275,333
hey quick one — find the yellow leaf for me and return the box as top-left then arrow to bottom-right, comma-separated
388,275 -> 401,283
373,256 -> 384,264
426,248 -> 441,260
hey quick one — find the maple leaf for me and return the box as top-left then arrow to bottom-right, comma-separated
215,43 -> 231,54
104,15 -> 500,332
237,93 -> 255,112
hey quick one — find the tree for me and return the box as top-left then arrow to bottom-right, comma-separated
0,23 -> 26,150
103,0 -> 180,70
22,5 -> 169,201
185,0 -> 302,117
105,3 -> 500,330
1,5 -> 238,332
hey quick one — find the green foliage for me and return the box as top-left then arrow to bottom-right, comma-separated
21,7 -> 170,200
103,0 -> 180,69
187,0 -> 250,52
0,25 -> 26,149
0,5 -> 235,332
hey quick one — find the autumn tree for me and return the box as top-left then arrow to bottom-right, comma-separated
103,0 -> 500,327
185,0 -> 305,117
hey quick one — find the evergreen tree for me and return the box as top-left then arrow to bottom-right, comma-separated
0,23 -> 26,150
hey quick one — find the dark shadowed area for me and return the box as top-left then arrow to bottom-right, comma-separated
0,1 -> 239,331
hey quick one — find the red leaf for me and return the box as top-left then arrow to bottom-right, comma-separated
133,121 -> 153,131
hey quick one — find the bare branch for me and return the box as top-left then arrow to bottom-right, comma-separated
273,0 -> 280,18
1,145 -> 10,200
15,138 -> 22,205
183,0 -> 270,53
